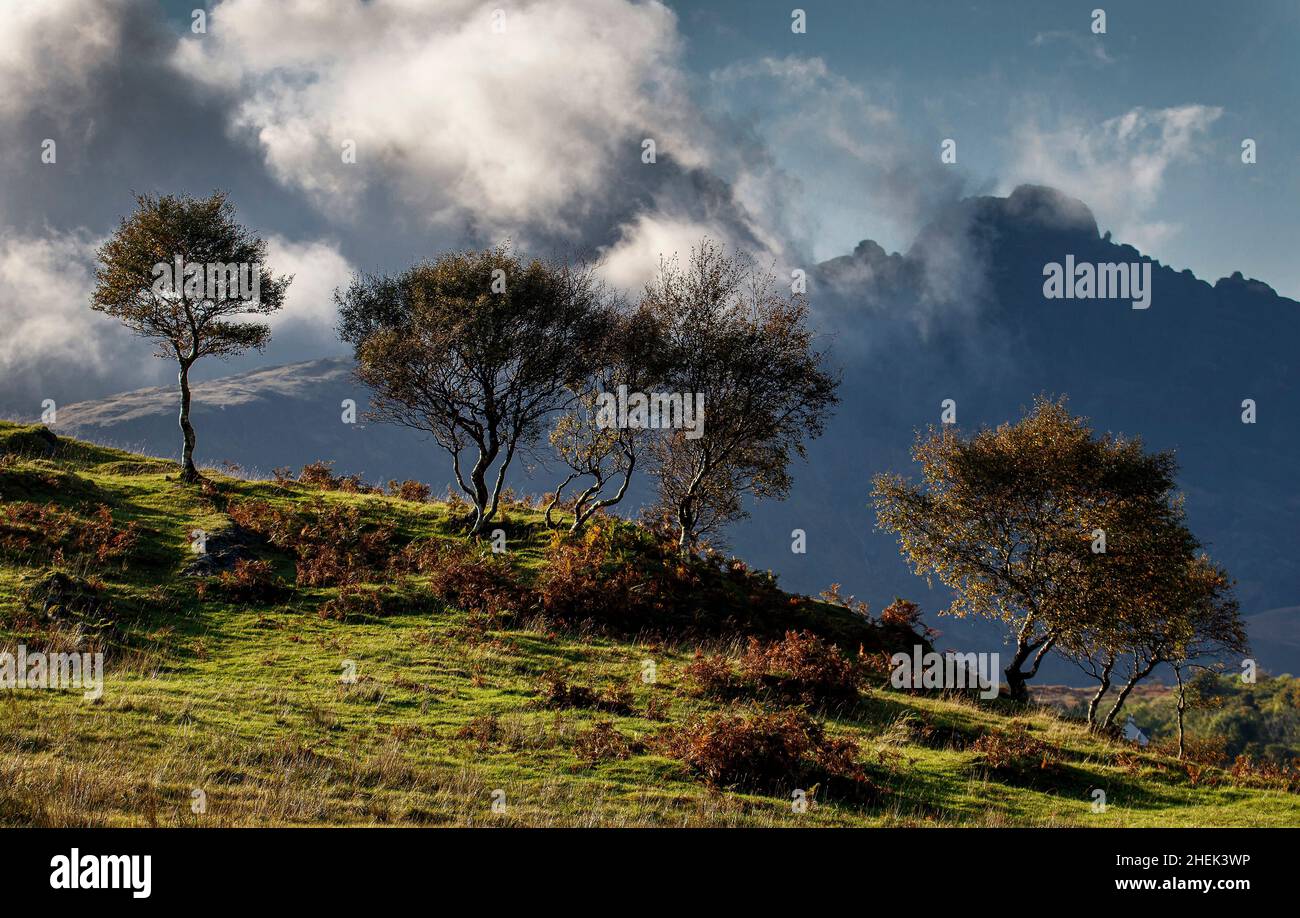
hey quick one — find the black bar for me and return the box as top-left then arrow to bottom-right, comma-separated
0,828 -> 1283,904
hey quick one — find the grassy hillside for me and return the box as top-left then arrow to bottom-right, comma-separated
0,421 -> 1295,827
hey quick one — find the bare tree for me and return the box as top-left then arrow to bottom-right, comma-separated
91,192 -> 290,481
546,305 -> 667,533
642,241 -> 839,550
336,245 -> 612,535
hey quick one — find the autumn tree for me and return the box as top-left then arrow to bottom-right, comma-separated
91,192 -> 290,481
1092,554 -> 1245,736
873,396 -> 1190,702
1059,508 -> 1244,732
1056,490 -> 1198,726
643,241 -> 840,550
336,246 -> 611,535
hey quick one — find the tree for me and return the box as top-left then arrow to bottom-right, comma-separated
336,246 -> 612,535
873,396 -> 1185,702
546,304 -> 667,534
642,241 -> 840,550
1057,494 -> 1201,727
1095,554 -> 1245,737
91,192 -> 290,481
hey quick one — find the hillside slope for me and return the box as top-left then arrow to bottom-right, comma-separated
0,423 -> 1295,827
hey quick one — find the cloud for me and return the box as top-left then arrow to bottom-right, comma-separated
264,236 -> 355,339
1006,104 -> 1223,252
175,0 -> 706,240
598,213 -> 738,292
0,0 -> 784,410
0,224 -> 356,412
1030,31 -> 1113,67
0,229 -> 160,410
706,54 -> 968,264
0,0 -> 128,122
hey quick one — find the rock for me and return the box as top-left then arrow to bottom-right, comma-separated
182,525 -> 265,576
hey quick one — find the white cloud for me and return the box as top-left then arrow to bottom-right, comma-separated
598,213 -> 738,292
264,236 -> 355,338
0,0 -> 127,121
176,0 -> 705,237
1007,104 -> 1223,252
0,231 -> 115,375
1030,31 -> 1113,67
706,54 -> 959,263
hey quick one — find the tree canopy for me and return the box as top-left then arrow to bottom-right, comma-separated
91,191 -> 290,480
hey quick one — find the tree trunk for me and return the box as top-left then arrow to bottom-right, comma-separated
572,453 -> 635,535
1004,620 -> 1052,703
1086,654 -> 1115,729
1004,663 -> 1027,703
467,444 -> 497,535
481,438 -> 517,532
545,474 -> 577,529
1174,665 -> 1187,760
676,503 -> 694,552
178,361 -> 199,482
1101,659 -> 1157,730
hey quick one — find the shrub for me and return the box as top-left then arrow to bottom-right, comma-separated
455,714 -> 501,752
281,461 -> 379,494
1229,755 -> 1300,793
441,485 -> 470,516
682,651 -> 742,699
537,523 -> 801,639
534,672 -> 634,715
0,502 -> 139,568
417,540 -> 529,623
657,708 -> 870,796
574,721 -> 639,767
1149,734 -> 1227,768
387,480 -> 431,503
682,631 -> 863,707
971,724 -> 1058,776
228,499 -> 396,586
877,598 -> 937,643
296,461 -> 338,489
737,630 -> 863,705
534,522 -> 931,659
209,559 -> 290,603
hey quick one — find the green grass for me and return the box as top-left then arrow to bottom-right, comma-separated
0,421 -> 1296,827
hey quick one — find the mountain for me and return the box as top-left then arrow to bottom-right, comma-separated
27,185 -> 1300,681
48,357 -> 424,482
